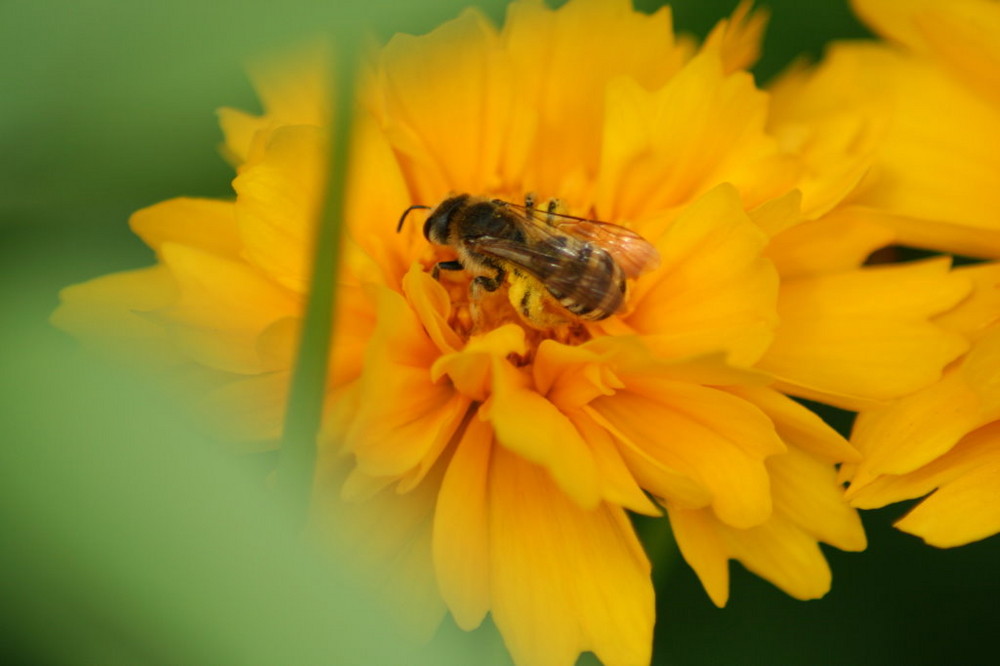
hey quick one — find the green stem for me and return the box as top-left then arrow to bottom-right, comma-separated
276,41 -> 357,523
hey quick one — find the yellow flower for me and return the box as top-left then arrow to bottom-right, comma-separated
767,0 -> 1000,257
53,1 -> 971,664
780,0 -> 1000,549
846,262 -> 1000,546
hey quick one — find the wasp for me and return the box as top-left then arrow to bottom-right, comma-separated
397,194 -> 660,328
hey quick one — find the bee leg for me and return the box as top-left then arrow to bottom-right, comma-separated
523,192 -> 536,217
431,260 -> 463,280
471,265 -> 505,293
468,266 -> 505,331
545,198 -> 561,224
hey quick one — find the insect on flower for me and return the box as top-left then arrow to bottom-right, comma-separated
397,194 -> 661,329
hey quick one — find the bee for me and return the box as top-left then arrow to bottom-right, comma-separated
397,194 -> 660,328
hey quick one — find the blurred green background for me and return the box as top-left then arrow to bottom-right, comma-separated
2,1 -> 998,664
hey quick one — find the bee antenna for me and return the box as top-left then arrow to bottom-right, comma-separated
396,204 -> 432,233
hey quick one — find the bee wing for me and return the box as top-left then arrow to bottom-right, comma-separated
469,236 -> 619,312
502,202 -> 660,278
467,235 -> 570,280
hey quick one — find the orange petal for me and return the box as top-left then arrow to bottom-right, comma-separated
591,377 -> 783,529
482,359 -> 601,509
533,340 -> 622,410
431,324 -> 527,402
402,266 -> 463,355
570,410 -> 660,515
584,404 -> 712,511
347,285 -> 469,483
489,445 -> 653,666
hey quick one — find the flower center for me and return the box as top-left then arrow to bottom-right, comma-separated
419,247 -> 594,364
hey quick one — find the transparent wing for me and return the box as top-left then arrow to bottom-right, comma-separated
468,235 -> 613,307
499,200 -> 660,278
468,235 -> 574,281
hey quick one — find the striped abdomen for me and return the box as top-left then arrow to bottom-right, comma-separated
541,243 -> 626,320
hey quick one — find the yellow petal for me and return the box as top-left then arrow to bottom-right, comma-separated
765,209 -> 896,280
857,55 -> 1000,252
768,447 -> 866,552
779,38 -> 1000,256
728,386 -> 860,464
130,197 -> 242,258
219,42 -> 332,164
311,456 -> 446,642
758,258 -> 970,409
666,505 -> 731,607
667,442 -> 865,607
934,262 -> 1000,341
156,242 -> 300,374
431,324 -> 527,402
893,422 -> 1000,547
233,125 -> 327,293
596,52 -> 795,221
489,445 -> 653,666
345,110 -> 420,288
504,0 -> 688,199
200,371 -> 290,445
52,267 -> 182,368
748,189 -> 802,238
725,512 -> 833,602
433,417 -> 493,629
591,377 -> 783,529
701,0 -> 769,74
571,410 -> 661,515
373,9 -> 508,201
347,285 -> 469,483
585,336 -> 773,388
913,1 -> 1000,108
585,405 -> 712,511
482,359 -> 601,509
402,266 -> 463,355
849,327 -> 1000,493
766,54 -> 889,220
625,185 -> 779,367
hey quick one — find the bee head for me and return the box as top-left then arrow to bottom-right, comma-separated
422,194 -> 469,245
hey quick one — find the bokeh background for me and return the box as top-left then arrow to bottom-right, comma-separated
2,1 -> 998,664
